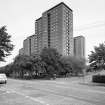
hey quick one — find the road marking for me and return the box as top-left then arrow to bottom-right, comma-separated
26,85 -> 95,105
0,87 -> 50,105
2,79 -> 105,105
0,86 -> 95,105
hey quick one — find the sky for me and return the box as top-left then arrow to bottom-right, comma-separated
0,0 -> 105,66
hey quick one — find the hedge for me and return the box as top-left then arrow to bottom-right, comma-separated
92,74 -> 105,83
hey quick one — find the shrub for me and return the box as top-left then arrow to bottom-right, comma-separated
92,74 -> 105,83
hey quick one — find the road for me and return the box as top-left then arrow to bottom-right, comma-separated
0,76 -> 105,105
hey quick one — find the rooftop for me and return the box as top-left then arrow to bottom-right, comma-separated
47,2 -> 73,12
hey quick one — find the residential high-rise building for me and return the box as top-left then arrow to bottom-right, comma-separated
35,17 -> 43,55
35,2 -> 73,56
23,34 -> 38,56
23,37 -> 31,56
74,36 -> 85,58
30,35 -> 38,55
19,2 -> 86,59
19,48 -> 24,55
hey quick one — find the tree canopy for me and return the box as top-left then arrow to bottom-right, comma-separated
61,56 -> 86,75
0,26 -> 14,61
40,47 -> 61,65
40,47 -> 62,76
88,43 -> 105,70
1,47 -> 86,79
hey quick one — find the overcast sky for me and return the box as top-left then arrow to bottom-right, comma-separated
0,0 -> 105,66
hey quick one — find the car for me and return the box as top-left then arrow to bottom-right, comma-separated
0,73 -> 7,84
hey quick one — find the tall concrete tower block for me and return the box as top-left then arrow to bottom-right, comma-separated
23,37 -> 31,56
35,2 -> 74,56
74,36 -> 85,58
35,18 -> 43,55
23,35 -> 37,56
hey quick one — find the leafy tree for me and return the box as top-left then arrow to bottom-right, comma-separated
59,57 -> 72,76
0,63 -> 14,77
89,43 -> 105,70
13,55 -> 47,79
70,56 -> 86,75
13,55 -> 33,78
40,48 -> 86,76
61,56 -> 86,76
40,48 -> 62,75
0,26 -> 14,61
31,56 -> 47,77
40,48 -> 61,64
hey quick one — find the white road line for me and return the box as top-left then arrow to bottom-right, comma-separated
1,86 -> 95,105
24,83 -> 105,105
0,87 -> 50,105
0,85 -> 98,105
26,85 -> 95,105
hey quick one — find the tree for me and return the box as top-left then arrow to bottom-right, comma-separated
71,57 -> 86,75
0,26 -> 14,62
31,56 -> 47,77
59,56 -> 72,76
40,48 -> 62,76
13,55 -> 47,79
13,55 -> 33,78
61,56 -> 86,76
89,43 -> 105,71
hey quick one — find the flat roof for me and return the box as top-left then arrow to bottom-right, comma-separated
36,2 -> 73,21
47,2 -> 73,12
74,36 -> 85,39
29,34 -> 35,38
36,17 -> 42,21
24,34 -> 35,41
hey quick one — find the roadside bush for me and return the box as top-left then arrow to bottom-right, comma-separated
92,74 -> 105,83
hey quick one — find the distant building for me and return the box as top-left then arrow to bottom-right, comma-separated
35,17 -> 43,55
19,48 -> 24,55
23,34 -> 38,56
35,2 -> 73,56
23,37 -> 31,56
30,35 -> 38,55
74,36 -> 85,58
20,2 -> 74,56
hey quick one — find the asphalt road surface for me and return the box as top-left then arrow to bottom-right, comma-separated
0,76 -> 105,105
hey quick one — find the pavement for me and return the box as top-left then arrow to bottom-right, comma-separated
0,73 -> 105,105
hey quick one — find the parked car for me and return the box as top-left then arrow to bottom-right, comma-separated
0,73 -> 7,84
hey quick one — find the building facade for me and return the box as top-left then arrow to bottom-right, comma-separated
23,34 -> 38,56
19,48 -> 24,55
35,2 -> 73,56
19,2 -> 86,58
23,37 -> 31,56
30,35 -> 38,55
74,36 -> 85,58
35,18 -> 43,55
